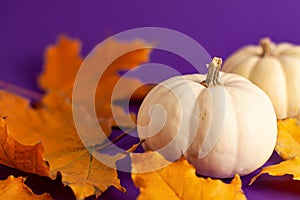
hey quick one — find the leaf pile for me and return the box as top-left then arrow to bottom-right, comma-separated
0,35 -> 153,199
0,91 -> 126,199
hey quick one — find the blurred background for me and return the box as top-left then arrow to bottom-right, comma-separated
1,0 -> 300,91
1,1 -> 300,200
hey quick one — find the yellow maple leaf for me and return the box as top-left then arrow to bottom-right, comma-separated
0,118 -> 49,176
250,157 -> 300,184
38,35 -> 153,128
131,152 -> 246,200
0,90 -> 125,199
250,116 -> 300,185
0,176 -> 52,200
276,116 -> 300,160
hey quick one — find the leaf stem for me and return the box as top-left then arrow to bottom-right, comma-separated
95,126 -> 137,151
0,80 -> 42,100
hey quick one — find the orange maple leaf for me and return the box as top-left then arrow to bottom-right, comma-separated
0,118 -> 49,176
131,152 -> 246,200
0,176 -> 52,200
250,157 -> 300,184
38,35 -> 153,129
0,90 -> 125,199
0,35 -> 153,199
38,35 -> 82,97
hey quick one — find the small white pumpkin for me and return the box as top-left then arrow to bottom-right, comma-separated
223,38 -> 300,119
137,57 -> 277,178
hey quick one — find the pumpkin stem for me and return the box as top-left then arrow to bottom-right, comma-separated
260,37 -> 274,56
204,57 -> 223,87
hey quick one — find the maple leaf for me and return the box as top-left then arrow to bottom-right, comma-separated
0,118 -> 49,176
0,176 -> 52,200
250,116 -> 300,185
38,35 -> 153,129
250,157 -> 300,184
131,152 -> 246,200
38,35 -> 83,97
276,116 -> 300,160
0,90 -> 125,199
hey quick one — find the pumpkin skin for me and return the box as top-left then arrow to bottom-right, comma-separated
137,58 -> 277,178
223,38 -> 300,119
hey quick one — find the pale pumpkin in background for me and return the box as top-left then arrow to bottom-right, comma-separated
223,38 -> 300,119
137,57 -> 277,178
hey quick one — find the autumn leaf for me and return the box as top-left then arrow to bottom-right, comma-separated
0,90 -> 125,199
276,116 -> 300,160
0,118 -> 49,176
38,35 -> 83,97
38,35 -> 153,128
131,152 -> 246,200
250,116 -> 300,184
0,176 -> 52,200
250,157 -> 300,184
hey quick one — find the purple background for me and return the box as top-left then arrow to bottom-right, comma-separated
1,1 -> 300,200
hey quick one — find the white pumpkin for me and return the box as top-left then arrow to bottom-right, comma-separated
223,38 -> 300,119
137,57 -> 277,178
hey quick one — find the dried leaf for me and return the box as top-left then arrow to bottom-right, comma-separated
131,152 -> 246,200
276,116 -> 300,160
250,157 -> 300,184
0,90 -> 125,198
251,117 -> 300,184
1,35 -> 152,198
0,118 -> 49,176
38,35 -> 153,128
93,39 -> 153,114
38,35 -> 83,98
0,176 -> 52,200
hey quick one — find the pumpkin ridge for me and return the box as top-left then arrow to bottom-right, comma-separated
242,56 -> 261,78
188,87 -> 206,155
228,89 -> 241,176
276,58 -> 290,118
226,56 -> 260,78
224,47 -> 260,72
247,58 -> 284,109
